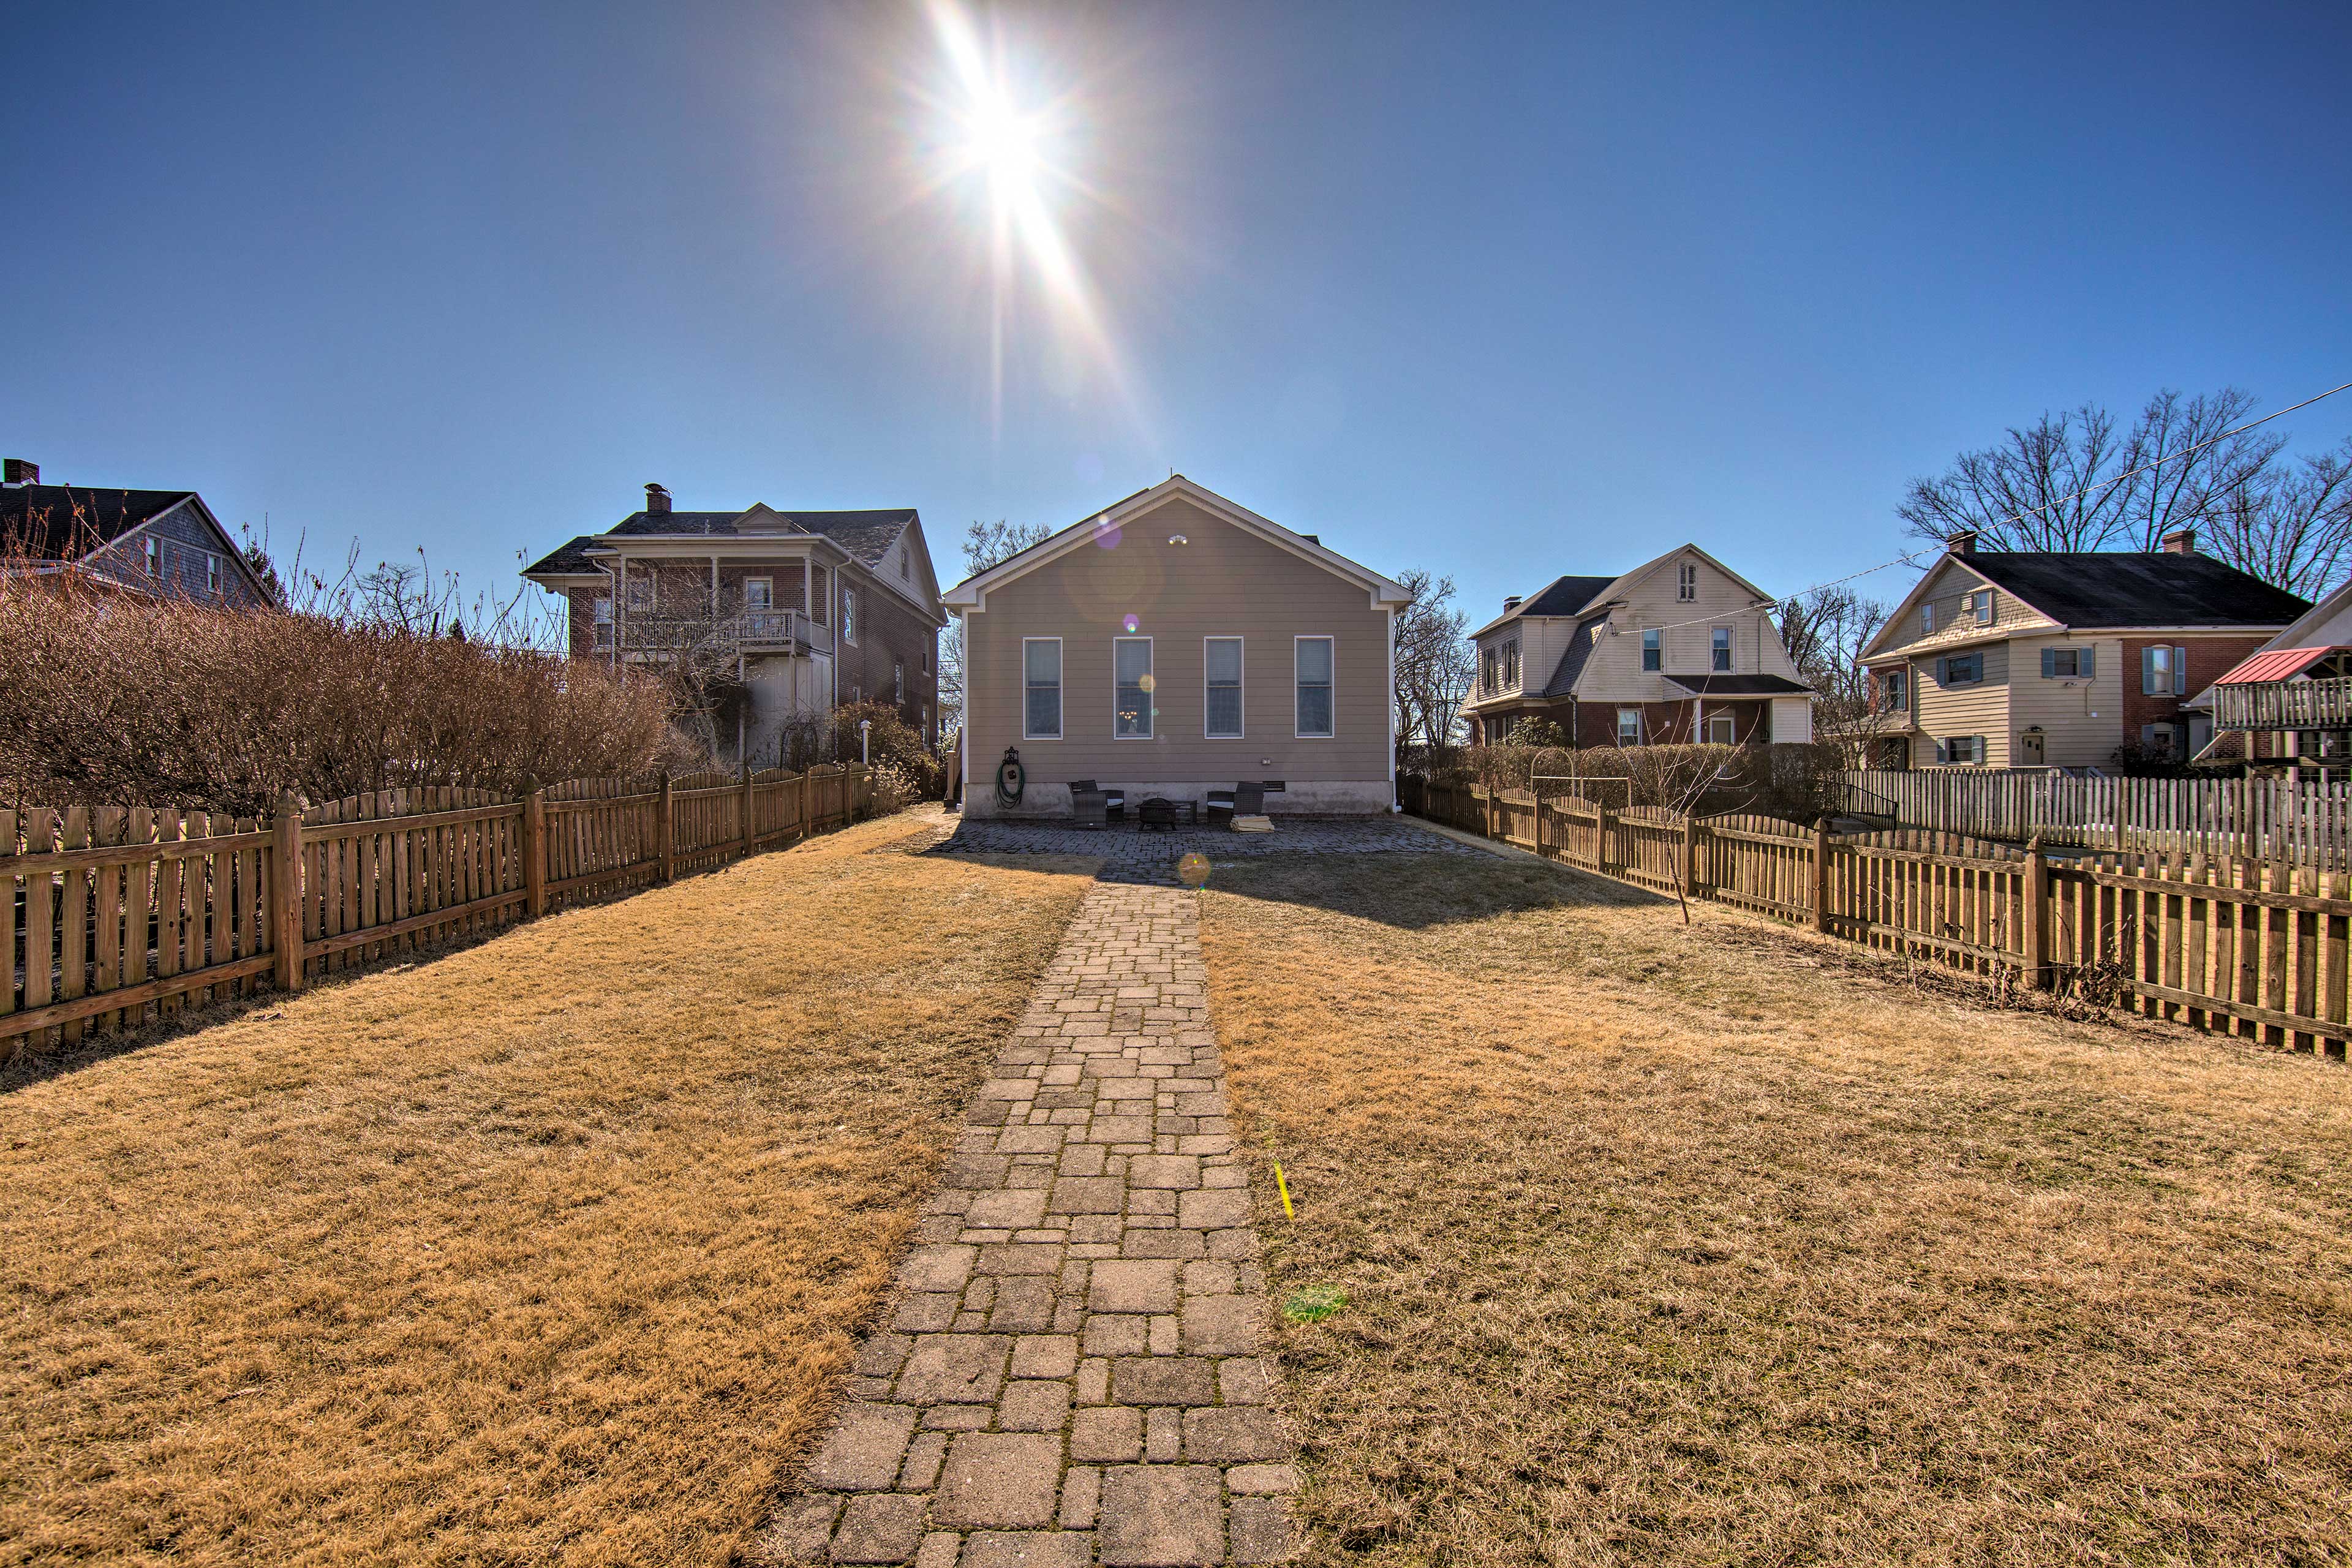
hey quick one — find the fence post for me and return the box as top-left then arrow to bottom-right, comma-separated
272,790 -> 304,994
523,777 -> 546,918
799,766 -> 811,840
1681,815 -> 1698,899
739,762 -> 754,859
1597,804 -> 1615,875
1812,816 -> 1831,934
2022,834 -> 2048,989
658,772 -> 676,883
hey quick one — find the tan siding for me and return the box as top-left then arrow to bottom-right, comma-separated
1579,552 -> 1806,701
1912,641 -> 2014,764
1879,557 -> 2059,661
965,496 -> 1391,806
2008,636 -> 2124,766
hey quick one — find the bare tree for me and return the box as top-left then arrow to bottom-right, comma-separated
1896,387 -> 2351,592
1391,568 -> 1475,756
939,518 -> 1054,735
1779,584 -> 1895,766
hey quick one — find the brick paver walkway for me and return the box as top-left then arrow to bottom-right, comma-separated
761,882 -> 1296,1567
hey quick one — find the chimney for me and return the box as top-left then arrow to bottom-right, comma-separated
2162,526 -> 2196,556
1503,595 -> 1523,613
2,458 -> 37,486
1946,530 -> 1977,556
644,482 -> 671,516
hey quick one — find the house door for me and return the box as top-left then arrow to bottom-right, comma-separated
2019,728 -> 2045,766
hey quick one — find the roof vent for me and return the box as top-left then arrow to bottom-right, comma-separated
644,482 -> 672,515
2162,527 -> 2197,556
2,458 -> 36,486
1503,595 -> 1523,612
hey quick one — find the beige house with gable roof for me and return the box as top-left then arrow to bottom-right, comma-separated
948,476 -> 1411,818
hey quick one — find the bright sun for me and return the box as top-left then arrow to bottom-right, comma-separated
964,94 -> 1039,193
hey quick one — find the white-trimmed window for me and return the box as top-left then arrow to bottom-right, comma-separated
841,584 -> 857,644
590,594 -> 613,627
897,541 -> 910,577
1678,563 -> 1697,601
2043,646 -> 2092,678
1023,638 -> 1062,739
745,577 -> 772,611
1879,668 -> 1907,711
625,568 -> 654,611
1615,707 -> 1643,745
1711,627 -> 1732,672
1642,628 -> 1660,672
894,660 -> 904,703
1965,589 -> 1994,625
204,551 -> 221,594
1500,638 -> 1520,690
1480,643 -> 1498,695
144,537 -> 162,578
1921,601 -> 1935,635
2143,644 -> 2188,695
1940,735 -> 1984,765
1204,636 -> 1243,739
1295,636 -> 1335,737
1706,713 -> 1736,745
1115,636 -> 1153,738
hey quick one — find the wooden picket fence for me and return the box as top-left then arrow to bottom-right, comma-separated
1401,774 -> 2350,1061
1834,767 -> 2352,867
2,764 -> 874,1058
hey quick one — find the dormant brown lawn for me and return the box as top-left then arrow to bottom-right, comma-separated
1199,846 -> 2352,1567
1,809 -> 1092,1567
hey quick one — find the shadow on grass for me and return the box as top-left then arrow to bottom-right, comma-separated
1195,848 -> 1672,930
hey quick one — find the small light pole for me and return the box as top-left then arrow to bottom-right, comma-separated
859,718 -> 871,766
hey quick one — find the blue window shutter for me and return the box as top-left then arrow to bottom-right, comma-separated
2079,647 -> 2094,679
2142,646 -> 2158,694
2042,647 -> 2056,678
2174,646 -> 2189,695
1936,657 -> 1948,684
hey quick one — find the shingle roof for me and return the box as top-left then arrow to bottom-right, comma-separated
1538,614 -> 1610,697
602,507 -> 917,566
522,534 -> 602,576
1962,551 -> 2309,629
0,484 -> 193,560
1661,673 -> 1812,696
1474,574 -> 1618,638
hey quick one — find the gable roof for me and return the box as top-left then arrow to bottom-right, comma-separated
1,484 -> 196,560
522,534 -> 603,578
943,475 -> 1411,611
1472,545 -> 1779,640
1962,551 -> 2309,628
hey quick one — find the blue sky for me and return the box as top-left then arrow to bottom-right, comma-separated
5,1 -> 2348,633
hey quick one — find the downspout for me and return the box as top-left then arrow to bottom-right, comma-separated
1387,603 -> 1398,810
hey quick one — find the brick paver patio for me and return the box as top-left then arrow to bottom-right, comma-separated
760,880 -> 1298,1566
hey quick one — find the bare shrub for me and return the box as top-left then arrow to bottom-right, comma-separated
0,574 -> 699,814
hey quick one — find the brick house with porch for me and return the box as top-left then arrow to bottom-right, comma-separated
523,483 -> 945,765
1461,543 -> 1813,748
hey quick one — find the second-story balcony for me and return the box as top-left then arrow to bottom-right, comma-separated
592,608 -> 833,657
2211,674 -> 2352,732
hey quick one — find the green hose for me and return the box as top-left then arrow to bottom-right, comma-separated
994,747 -> 1026,810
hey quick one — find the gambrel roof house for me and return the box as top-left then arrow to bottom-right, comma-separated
1858,527 -> 2308,770
1461,544 -> 1813,748
0,457 -> 275,608
946,475 -> 1411,817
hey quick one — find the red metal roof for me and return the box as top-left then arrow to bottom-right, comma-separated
2214,646 -> 2346,684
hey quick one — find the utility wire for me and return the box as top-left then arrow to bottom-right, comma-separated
1611,377 -> 2352,640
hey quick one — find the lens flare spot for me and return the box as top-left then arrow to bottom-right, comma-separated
1093,521 -> 1123,550
1177,852 -> 1211,888
1137,672 -> 1155,692
1122,614 -> 1139,633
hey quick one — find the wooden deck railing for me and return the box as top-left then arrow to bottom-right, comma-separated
2209,676 -> 2352,731
1401,774 -> 2350,1061
2,764 -> 873,1058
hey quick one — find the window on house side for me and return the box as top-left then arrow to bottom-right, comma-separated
144,537 -> 161,577
1678,564 -> 1697,601
1712,627 -> 1732,672
1501,638 -> 1520,689
1642,629 -> 1660,672
745,578 -> 772,611
1881,669 -> 1907,711
894,661 -> 904,703
1969,590 -> 1993,625
1706,714 -> 1736,745
1480,644 -> 1498,695
205,552 -> 220,594
841,586 -> 856,644
1023,639 -> 1061,739
1296,637 -> 1335,737
1922,601 -> 1934,635
1616,707 -> 1642,745
625,571 -> 654,611
1115,636 -> 1153,738
591,595 -> 612,626
1205,637 -> 1243,739
2144,644 -> 2186,695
